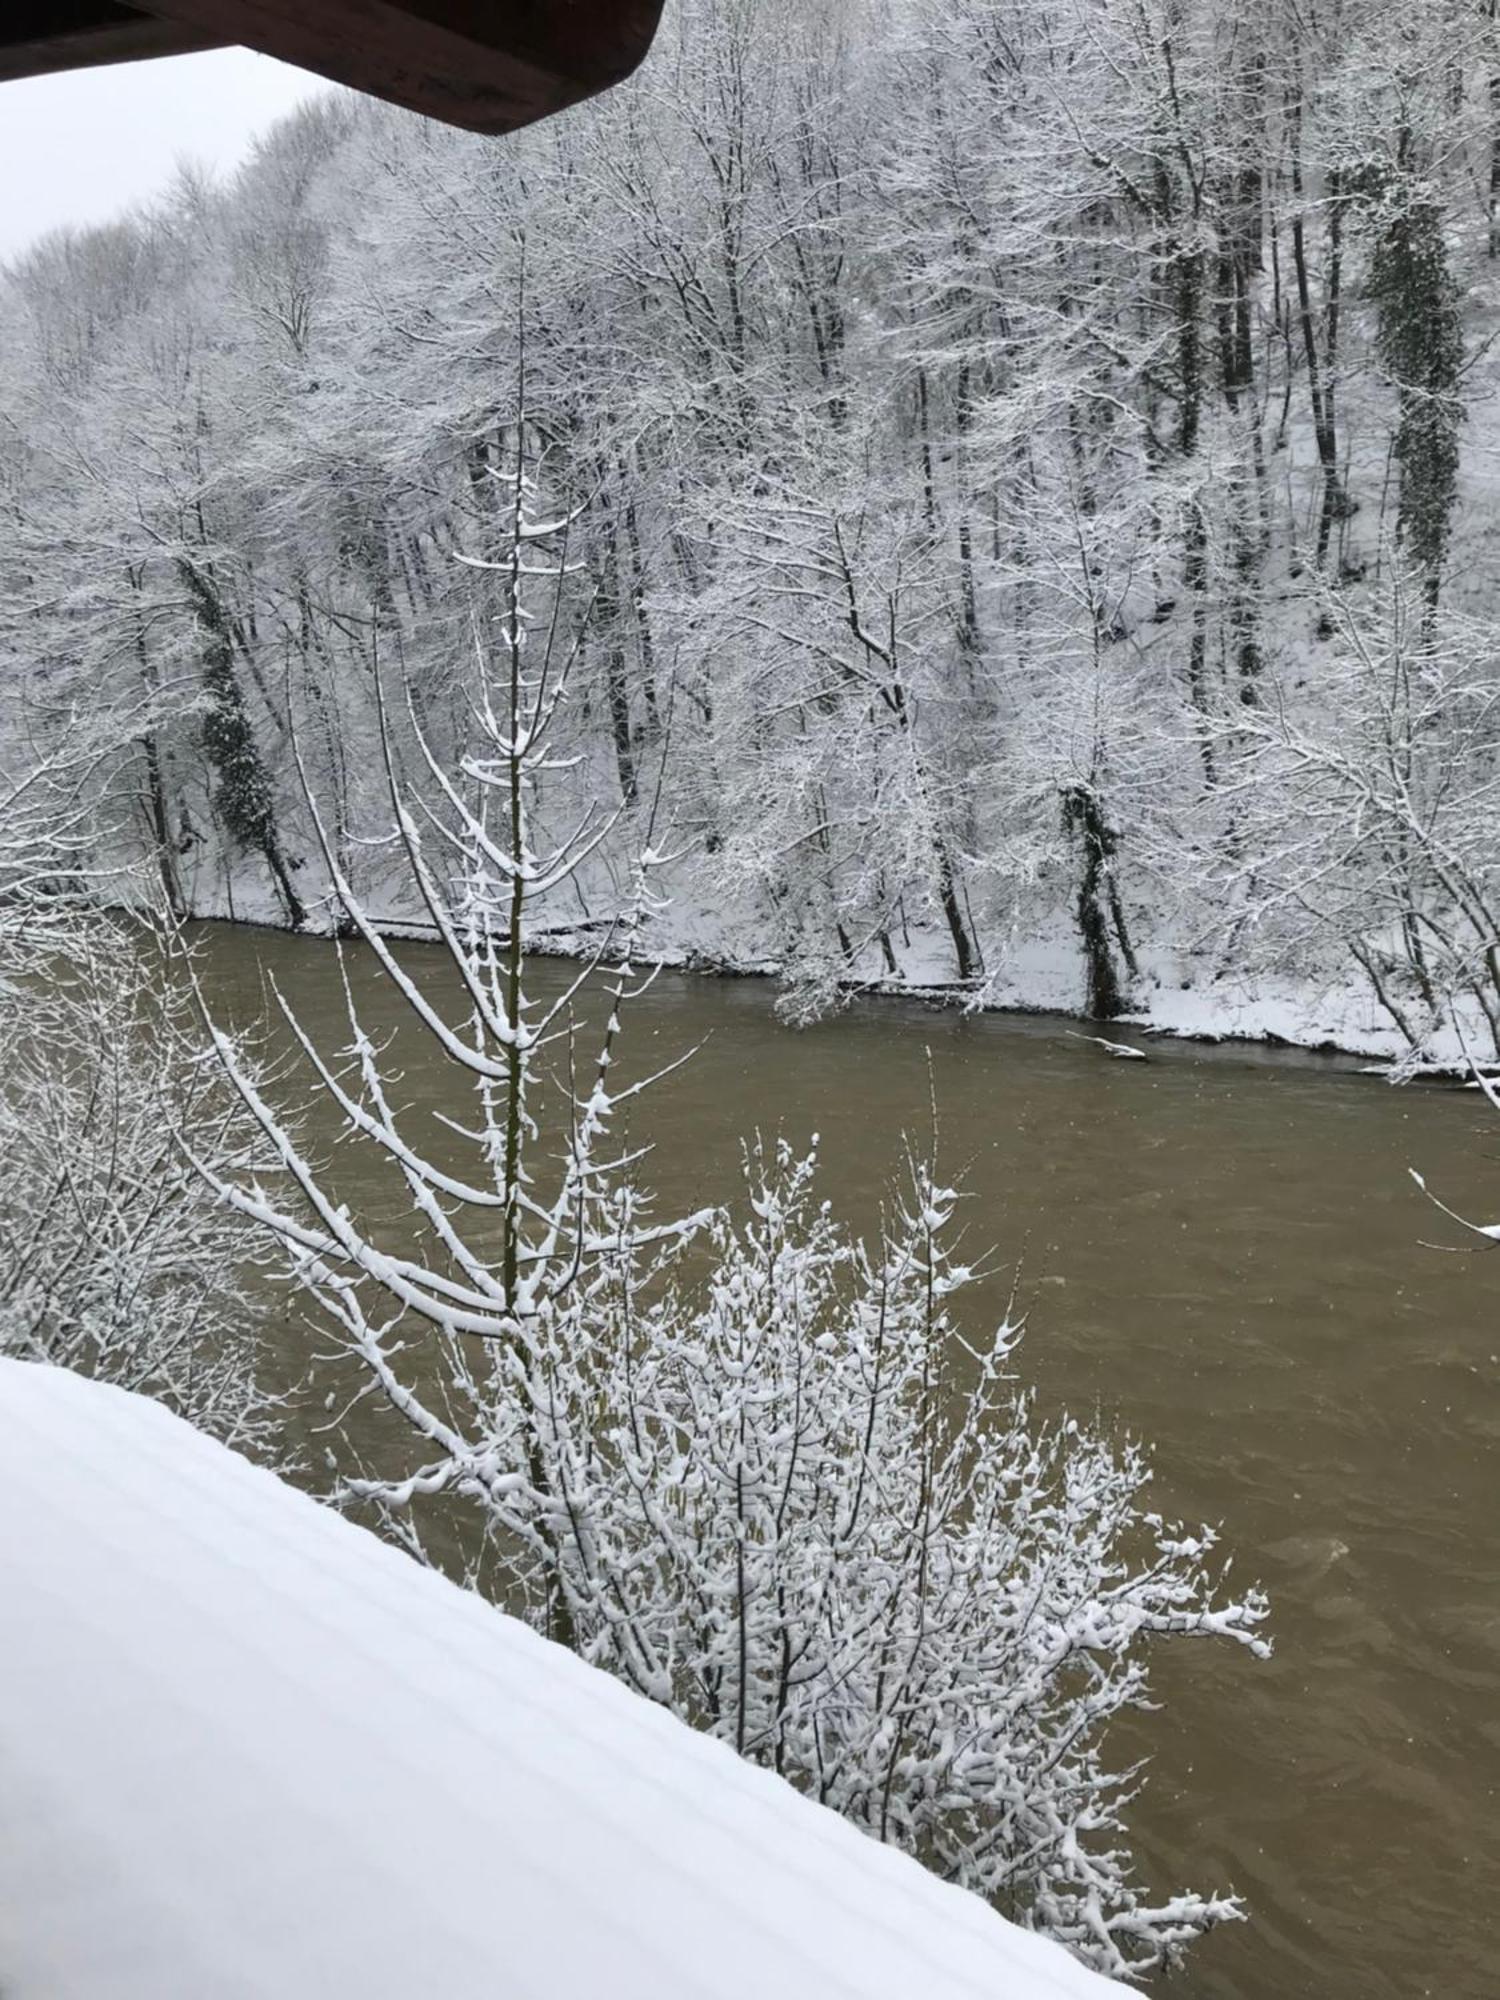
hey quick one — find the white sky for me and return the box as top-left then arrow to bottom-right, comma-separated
0,49 -> 324,262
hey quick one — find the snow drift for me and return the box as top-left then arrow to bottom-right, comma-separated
0,1358 -> 1113,1999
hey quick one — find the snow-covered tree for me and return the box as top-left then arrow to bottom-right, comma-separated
193,383 -> 1269,1977
4,0 -> 1500,1036
1199,575 -> 1500,1058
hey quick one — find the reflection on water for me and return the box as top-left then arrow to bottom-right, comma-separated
196,925 -> 1500,2000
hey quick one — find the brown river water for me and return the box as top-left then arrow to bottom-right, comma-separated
196,924 -> 1500,2000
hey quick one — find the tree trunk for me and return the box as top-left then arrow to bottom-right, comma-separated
1062,785 -> 1127,1019
178,558 -> 304,930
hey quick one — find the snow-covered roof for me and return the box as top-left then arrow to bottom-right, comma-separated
0,1358 -> 1114,1999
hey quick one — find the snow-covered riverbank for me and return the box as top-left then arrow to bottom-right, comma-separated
176,871 -> 1482,1074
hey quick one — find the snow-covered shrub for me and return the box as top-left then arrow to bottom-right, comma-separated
515,1140 -> 1269,1980
0,740 -> 276,1446
0,918 -> 276,1453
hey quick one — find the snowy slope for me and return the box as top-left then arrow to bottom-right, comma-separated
0,1359 -> 1114,2000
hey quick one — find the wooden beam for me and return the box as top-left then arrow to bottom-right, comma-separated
139,0 -> 664,133
0,1 -> 222,85
0,0 -> 665,134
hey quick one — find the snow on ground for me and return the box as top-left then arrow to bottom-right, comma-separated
180,849 -> 1464,1067
0,1358 -> 1113,2000
164,800 -> 1490,1067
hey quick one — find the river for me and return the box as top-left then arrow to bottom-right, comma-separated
197,923 -> 1500,2000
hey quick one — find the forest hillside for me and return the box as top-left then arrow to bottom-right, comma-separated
5,0 -> 1499,1056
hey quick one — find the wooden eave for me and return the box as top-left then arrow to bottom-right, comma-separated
0,0 -> 665,134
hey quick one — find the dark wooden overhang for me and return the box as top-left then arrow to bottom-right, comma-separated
0,0 -> 666,134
